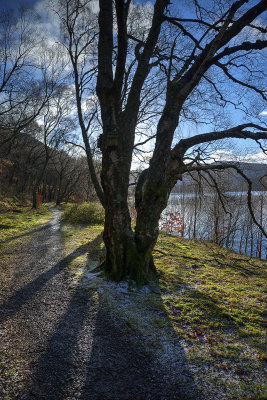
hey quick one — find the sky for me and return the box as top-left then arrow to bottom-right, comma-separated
1,0 -> 266,165
0,0 -> 38,9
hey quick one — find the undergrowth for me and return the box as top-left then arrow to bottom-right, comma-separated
62,202 -> 105,225
0,194 -> 31,212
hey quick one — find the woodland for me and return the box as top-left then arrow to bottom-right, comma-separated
0,0 -> 267,281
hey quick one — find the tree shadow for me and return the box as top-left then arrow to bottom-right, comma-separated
24,274 -> 99,400
201,243 -> 263,276
0,224 -> 12,229
212,256 -> 262,276
21,249 -> 203,400
0,242 -> 89,325
0,221 -> 51,245
160,269 -> 263,345
78,288 -> 203,400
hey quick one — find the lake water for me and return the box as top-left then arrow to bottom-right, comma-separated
162,191 -> 267,260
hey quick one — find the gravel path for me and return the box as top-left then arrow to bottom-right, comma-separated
0,208 -> 201,400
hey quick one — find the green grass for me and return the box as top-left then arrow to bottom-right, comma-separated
155,234 -> 266,341
0,205 -> 52,243
61,220 -> 267,400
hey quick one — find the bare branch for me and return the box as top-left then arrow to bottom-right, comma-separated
172,124 -> 267,159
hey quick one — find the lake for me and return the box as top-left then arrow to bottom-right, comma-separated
162,191 -> 267,259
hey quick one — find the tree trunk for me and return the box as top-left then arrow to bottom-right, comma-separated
103,201 -> 134,279
103,202 -> 158,282
100,123 -> 159,282
32,189 -> 37,209
133,169 -> 171,277
100,135 -> 139,280
42,184 -> 47,202
56,191 -> 62,206
101,116 -> 178,282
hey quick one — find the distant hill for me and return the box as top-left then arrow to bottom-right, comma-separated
172,161 -> 267,193
237,162 -> 266,188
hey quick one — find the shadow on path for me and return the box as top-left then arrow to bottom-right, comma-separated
23,249 -> 203,399
0,243 -> 89,325
1,208 -> 203,400
0,212 -> 54,245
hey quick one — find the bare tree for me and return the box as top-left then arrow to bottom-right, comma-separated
55,0 -> 267,282
31,85 -> 74,207
0,7 -> 65,145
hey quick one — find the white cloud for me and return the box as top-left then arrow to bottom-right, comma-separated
259,110 -> 267,116
34,0 -> 61,40
210,150 -> 267,164
243,152 -> 267,163
89,0 -> 99,14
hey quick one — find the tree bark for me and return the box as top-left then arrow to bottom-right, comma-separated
103,202 -> 158,282
134,169 -> 170,273
100,126 -> 141,280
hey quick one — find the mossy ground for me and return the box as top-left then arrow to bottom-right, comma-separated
62,221 -> 267,400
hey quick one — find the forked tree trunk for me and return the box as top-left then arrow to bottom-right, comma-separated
100,124 -> 162,282
100,112 -> 178,282
102,165 -> 170,283
103,203 -> 158,283
100,137 -> 143,280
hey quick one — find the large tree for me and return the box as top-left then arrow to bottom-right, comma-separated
58,0 -> 267,282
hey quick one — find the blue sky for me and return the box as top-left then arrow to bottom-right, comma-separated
0,0 -> 39,10
1,0 -> 266,163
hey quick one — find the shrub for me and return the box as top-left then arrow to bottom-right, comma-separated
62,202 -> 105,225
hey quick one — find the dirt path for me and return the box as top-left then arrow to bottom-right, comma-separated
0,208 -> 199,400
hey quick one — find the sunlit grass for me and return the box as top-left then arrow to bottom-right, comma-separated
0,205 -> 52,243
155,233 -> 266,391
155,233 -> 266,339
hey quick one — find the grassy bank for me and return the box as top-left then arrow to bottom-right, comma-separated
61,218 -> 266,400
0,204 -> 52,244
